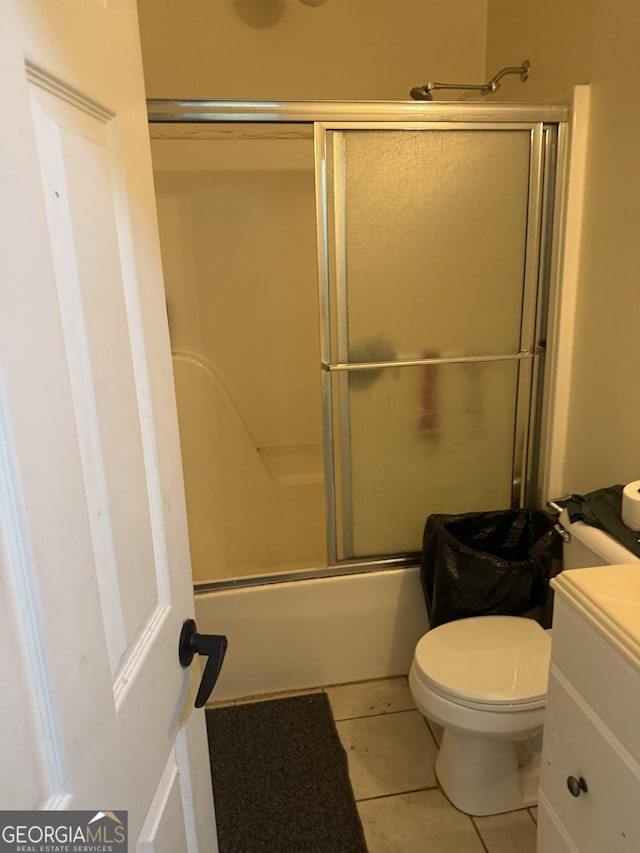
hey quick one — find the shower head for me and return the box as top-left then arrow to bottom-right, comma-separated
409,85 -> 433,101
410,61 -> 530,102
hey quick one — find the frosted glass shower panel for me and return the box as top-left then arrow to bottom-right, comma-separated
333,360 -> 519,558
330,129 -> 532,362
151,125 -> 326,583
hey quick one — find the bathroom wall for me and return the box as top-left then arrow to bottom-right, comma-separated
486,0 -> 640,494
486,0 -> 594,103
136,0 -> 487,101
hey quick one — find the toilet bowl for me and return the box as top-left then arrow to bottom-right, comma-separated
409,615 -> 549,815
409,509 -> 640,816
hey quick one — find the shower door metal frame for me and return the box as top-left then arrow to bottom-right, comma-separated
316,119 -> 559,567
147,100 -> 568,588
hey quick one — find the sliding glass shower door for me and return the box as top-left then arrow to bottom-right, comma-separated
150,124 -> 326,584
147,101 -> 565,585
316,123 -> 552,562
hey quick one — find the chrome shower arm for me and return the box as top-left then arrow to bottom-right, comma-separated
488,61 -> 531,90
410,60 -> 530,101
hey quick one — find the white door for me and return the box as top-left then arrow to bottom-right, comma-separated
0,1 -> 218,849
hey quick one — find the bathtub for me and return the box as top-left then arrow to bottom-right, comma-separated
196,566 -> 429,702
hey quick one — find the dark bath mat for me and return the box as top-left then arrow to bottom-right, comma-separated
206,692 -> 368,853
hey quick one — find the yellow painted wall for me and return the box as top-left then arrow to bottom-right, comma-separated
136,0 -> 487,100
486,0 -> 594,102
487,0 -> 640,493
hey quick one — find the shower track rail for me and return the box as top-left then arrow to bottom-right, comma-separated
147,99 -> 568,125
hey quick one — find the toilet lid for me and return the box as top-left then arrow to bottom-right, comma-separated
414,616 -> 551,707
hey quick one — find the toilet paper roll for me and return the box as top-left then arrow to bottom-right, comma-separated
621,480 -> 640,531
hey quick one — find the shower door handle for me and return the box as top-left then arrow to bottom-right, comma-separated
179,618 -> 228,708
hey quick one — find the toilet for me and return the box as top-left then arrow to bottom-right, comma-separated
409,509 -> 639,816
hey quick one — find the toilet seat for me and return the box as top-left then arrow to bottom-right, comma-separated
413,616 -> 551,712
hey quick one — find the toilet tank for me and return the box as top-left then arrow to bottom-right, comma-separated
559,509 -> 640,569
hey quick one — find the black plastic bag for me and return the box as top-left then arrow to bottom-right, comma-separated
420,509 -> 559,629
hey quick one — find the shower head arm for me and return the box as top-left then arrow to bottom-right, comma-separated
488,60 -> 531,90
410,60 -> 530,101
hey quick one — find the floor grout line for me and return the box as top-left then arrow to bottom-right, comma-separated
470,816 -> 491,853
332,706 -> 418,723
355,784 -> 440,804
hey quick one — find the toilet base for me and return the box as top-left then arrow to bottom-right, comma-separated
435,728 -> 540,816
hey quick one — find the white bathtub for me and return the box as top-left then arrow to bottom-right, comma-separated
196,566 -> 429,702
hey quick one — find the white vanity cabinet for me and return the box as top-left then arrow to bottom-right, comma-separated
537,564 -> 640,852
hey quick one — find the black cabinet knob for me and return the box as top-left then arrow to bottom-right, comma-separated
567,775 -> 588,797
179,618 -> 228,708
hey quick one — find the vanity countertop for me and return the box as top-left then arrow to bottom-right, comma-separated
552,563 -> 640,668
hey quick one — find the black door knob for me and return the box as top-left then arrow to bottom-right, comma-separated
179,618 -> 228,708
566,775 -> 588,797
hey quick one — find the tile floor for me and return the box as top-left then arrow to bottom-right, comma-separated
217,676 -> 538,853
324,677 -> 538,853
